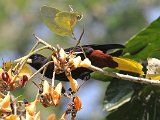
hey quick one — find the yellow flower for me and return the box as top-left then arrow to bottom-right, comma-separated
80,58 -> 91,68
51,82 -> 62,105
67,75 -> 78,92
25,100 -> 37,116
5,114 -> 20,120
0,92 -> 12,113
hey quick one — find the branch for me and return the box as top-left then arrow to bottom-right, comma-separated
24,35 -> 160,86
89,65 -> 160,85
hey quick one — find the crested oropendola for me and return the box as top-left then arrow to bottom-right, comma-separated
28,44 -> 143,81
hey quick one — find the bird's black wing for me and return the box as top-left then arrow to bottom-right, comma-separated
65,44 -> 125,57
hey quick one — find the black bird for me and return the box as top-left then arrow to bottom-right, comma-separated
28,44 -> 125,81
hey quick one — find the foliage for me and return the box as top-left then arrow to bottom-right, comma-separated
99,17 -> 160,120
0,1 -> 160,120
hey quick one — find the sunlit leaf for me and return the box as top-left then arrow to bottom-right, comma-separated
123,17 -> 160,60
1,62 -> 15,71
19,64 -> 32,77
1,62 -> 32,77
41,6 -> 82,36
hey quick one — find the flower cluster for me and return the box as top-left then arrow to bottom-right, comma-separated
0,42 -> 90,119
39,80 -> 62,107
60,96 -> 82,120
51,47 -> 91,92
0,62 -> 32,92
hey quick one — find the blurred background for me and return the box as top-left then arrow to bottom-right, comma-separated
0,0 -> 160,120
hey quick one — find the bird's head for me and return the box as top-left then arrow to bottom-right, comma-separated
27,54 -> 48,70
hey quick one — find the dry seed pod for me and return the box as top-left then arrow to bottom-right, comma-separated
19,75 -> 28,87
1,72 -> 10,83
73,96 -> 82,111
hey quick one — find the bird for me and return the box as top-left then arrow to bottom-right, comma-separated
28,44 -> 143,81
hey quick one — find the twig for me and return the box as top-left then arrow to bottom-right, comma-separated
17,46 -> 49,74
29,41 -> 39,53
33,34 -> 56,52
52,70 -> 56,87
29,61 -> 54,80
89,65 -> 160,85
71,31 -> 86,58
75,29 -> 84,47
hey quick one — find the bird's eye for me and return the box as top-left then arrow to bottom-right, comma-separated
84,47 -> 94,55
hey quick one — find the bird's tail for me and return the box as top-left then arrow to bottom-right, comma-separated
112,57 -> 144,75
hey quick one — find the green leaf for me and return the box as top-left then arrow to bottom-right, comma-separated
91,17 -> 160,120
104,79 -> 133,112
41,6 -> 82,36
106,85 -> 160,120
123,17 -> 160,60
105,17 -> 160,119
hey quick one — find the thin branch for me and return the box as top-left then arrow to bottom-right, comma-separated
17,46 -> 49,74
71,31 -> 86,58
75,29 -> 84,47
29,61 -> 54,80
89,65 -> 160,85
29,41 -> 39,53
20,36 -> 160,86
52,69 -> 56,87
33,34 -> 56,52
